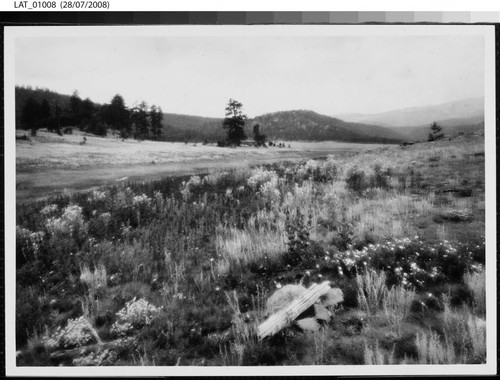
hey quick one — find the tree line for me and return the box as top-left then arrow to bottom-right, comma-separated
17,87 -> 163,141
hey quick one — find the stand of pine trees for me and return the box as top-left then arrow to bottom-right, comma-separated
16,86 -> 163,141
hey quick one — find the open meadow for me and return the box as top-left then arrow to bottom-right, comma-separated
16,130 -> 387,202
15,131 -> 487,367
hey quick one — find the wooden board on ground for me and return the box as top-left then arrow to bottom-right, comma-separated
257,281 -> 332,340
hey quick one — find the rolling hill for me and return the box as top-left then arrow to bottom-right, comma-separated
387,116 -> 484,141
336,97 -> 484,128
252,110 -> 405,143
160,110 -> 405,143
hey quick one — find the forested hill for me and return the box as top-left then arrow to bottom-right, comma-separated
252,110 -> 405,143
161,113 -> 225,142
15,86 -> 403,143
15,86 -> 73,127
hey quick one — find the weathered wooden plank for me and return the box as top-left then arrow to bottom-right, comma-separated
257,281 -> 331,340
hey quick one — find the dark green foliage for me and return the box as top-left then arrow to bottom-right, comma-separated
104,94 -> 131,138
371,164 -> 392,189
345,166 -> 367,194
149,105 -> 163,141
222,99 -> 247,146
131,101 -> 150,140
253,123 -> 267,146
428,121 -> 445,142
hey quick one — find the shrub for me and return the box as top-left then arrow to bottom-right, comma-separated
45,204 -> 87,239
16,226 -> 44,265
370,163 -> 392,189
247,168 -> 279,191
111,298 -> 160,337
179,176 -> 202,201
283,209 -> 313,267
42,316 -> 95,350
332,238 -> 482,288
345,166 -> 367,194
72,348 -> 118,366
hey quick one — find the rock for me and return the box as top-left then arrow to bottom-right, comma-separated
319,288 -> 344,308
314,304 -> 332,322
296,317 -> 321,332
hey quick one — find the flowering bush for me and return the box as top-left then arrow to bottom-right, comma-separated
112,187 -> 135,210
132,194 -> 152,208
203,171 -> 230,187
45,204 -> 86,237
152,190 -> 165,213
111,298 -> 160,337
16,226 -> 44,262
247,168 -> 279,191
42,316 -> 94,349
247,168 -> 281,203
40,204 -> 58,217
331,237 -> 484,288
180,175 -> 202,200
259,178 -> 281,204
88,189 -> 108,202
72,348 -> 118,366
292,156 -> 338,183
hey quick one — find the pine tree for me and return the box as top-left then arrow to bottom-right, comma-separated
222,98 -> 247,146
106,94 -> 131,138
428,121 -> 444,141
131,102 -> 150,140
149,105 -> 163,141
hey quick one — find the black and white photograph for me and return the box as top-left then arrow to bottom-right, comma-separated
4,24 -> 496,375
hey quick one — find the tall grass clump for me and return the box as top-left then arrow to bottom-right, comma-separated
441,293 -> 486,363
215,223 -> 287,275
463,269 -> 485,316
383,285 -> 415,336
80,264 -> 107,322
364,340 -> 395,365
356,269 -> 388,315
222,291 -> 258,366
415,330 -> 456,364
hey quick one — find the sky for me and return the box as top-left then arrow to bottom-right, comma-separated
15,29 -> 485,118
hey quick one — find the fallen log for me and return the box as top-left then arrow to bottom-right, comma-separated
257,281 -> 332,340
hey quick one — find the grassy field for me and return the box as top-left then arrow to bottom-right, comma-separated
16,130 -> 387,202
15,131 -> 487,368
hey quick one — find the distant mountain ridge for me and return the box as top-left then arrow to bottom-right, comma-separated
386,116 -> 484,141
335,97 -> 484,128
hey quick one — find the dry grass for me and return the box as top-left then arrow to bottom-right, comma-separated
415,330 -> 456,364
384,285 -> 416,337
464,269 -> 486,316
215,224 -> 287,275
356,269 -> 388,316
17,130 -> 384,171
364,340 -> 395,365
